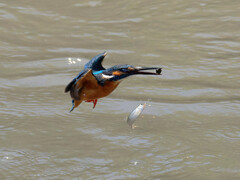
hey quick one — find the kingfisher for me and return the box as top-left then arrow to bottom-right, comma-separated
65,52 -> 162,112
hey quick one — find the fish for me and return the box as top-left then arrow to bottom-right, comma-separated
127,103 -> 146,129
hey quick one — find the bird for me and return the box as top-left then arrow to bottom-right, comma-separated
65,51 -> 162,112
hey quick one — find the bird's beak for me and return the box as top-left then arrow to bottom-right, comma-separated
133,67 -> 162,75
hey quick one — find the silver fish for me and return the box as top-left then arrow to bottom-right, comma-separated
127,103 -> 146,129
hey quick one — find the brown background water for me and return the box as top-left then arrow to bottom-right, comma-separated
0,0 -> 240,179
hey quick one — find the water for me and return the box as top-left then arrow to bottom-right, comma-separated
1,0 -> 240,179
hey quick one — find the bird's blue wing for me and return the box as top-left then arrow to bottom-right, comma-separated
65,52 -> 107,93
64,70 -> 87,93
84,51 -> 107,71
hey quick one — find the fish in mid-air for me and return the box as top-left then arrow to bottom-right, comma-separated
127,103 -> 146,129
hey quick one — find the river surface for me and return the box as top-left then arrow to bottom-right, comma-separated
1,0 -> 240,179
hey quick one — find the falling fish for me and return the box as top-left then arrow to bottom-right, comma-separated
127,103 -> 146,129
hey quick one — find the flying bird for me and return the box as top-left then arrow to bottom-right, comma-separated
65,52 -> 162,112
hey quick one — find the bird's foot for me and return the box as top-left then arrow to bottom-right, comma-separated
85,99 -> 98,108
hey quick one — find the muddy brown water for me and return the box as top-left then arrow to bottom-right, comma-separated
1,0 -> 240,179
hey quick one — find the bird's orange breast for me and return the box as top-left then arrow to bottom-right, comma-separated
72,69 -> 121,101
80,76 -> 121,101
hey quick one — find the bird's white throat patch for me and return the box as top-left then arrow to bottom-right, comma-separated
102,74 -> 114,79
